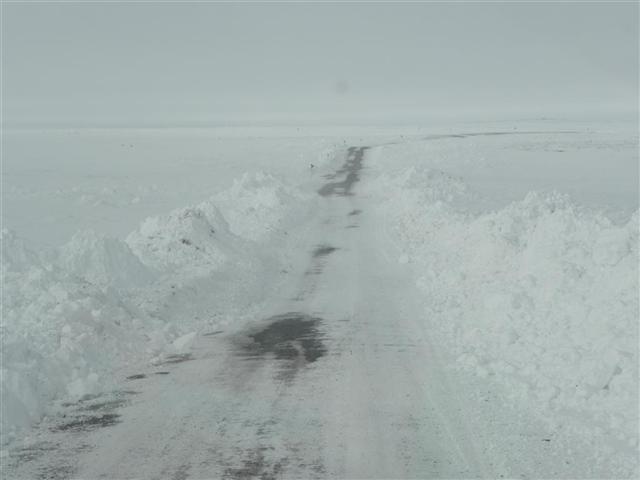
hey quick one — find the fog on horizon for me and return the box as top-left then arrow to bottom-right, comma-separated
2,2 -> 638,126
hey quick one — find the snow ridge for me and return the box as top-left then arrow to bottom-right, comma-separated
370,166 -> 639,469
1,173 -> 310,443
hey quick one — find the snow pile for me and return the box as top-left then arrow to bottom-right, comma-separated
314,144 -> 342,169
58,229 -> 155,290
126,206 -> 240,275
1,229 -> 39,273
211,172 -> 312,242
372,167 -> 639,454
392,166 -> 471,203
1,229 -> 155,441
1,173 -> 312,443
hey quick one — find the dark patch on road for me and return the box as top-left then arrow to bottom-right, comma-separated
7,390 -> 137,479
126,373 -> 147,380
162,353 -> 194,364
36,463 -> 77,480
62,390 -> 138,409
77,398 -> 128,412
305,244 -> 339,278
53,413 -> 121,432
172,463 -> 191,480
348,209 -> 362,216
318,146 -> 368,197
10,441 -> 57,463
312,244 -> 338,258
243,313 -> 326,363
204,330 -> 224,336
9,441 -> 83,480
304,265 -> 323,276
223,447 -> 285,480
235,313 -> 327,382
118,390 -> 140,396
51,389 -> 135,432
155,371 -> 170,375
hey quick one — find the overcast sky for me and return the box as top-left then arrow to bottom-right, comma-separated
3,2 -> 638,126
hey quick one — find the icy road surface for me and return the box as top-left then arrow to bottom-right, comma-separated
5,146 -> 490,478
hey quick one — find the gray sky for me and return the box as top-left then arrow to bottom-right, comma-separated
2,2 -> 638,125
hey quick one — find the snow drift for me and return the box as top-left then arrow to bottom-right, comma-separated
127,206 -> 236,275
369,166 -> 639,459
210,171 -> 314,242
0,173 -> 312,443
58,229 -> 155,290
1,229 -> 151,439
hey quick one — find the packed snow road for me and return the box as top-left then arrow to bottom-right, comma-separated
6,146 -> 490,479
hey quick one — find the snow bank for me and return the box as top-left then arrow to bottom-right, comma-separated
58,229 -> 155,290
127,206 -> 238,275
1,173 -> 311,443
211,172 -> 312,242
125,172 -> 309,274
370,167 -> 639,457
314,144 -> 343,169
1,229 -> 154,441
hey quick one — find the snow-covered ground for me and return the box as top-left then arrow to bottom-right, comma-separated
1,126 -> 379,442
2,120 -> 638,476
363,124 -> 639,475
